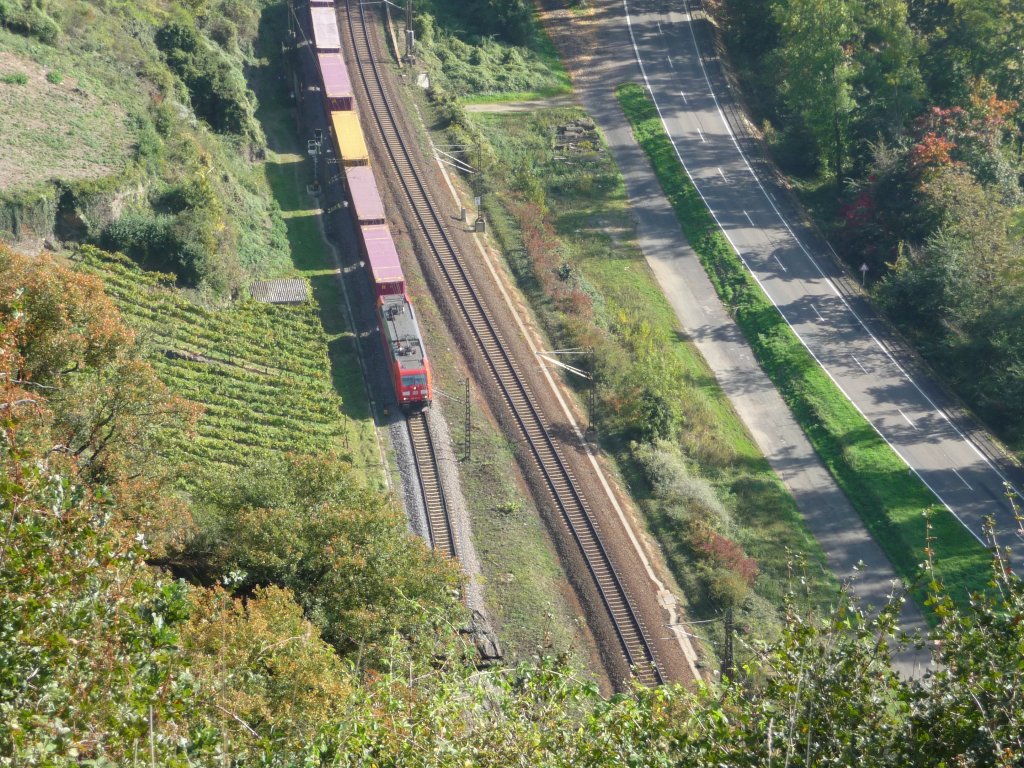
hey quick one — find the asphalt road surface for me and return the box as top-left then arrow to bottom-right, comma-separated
620,0 -> 1023,568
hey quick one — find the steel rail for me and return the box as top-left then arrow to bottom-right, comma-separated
342,0 -> 663,685
407,411 -> 456,557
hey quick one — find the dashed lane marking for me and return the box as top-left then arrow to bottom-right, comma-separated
952,469 -> 973,491
899,409 -> 919,431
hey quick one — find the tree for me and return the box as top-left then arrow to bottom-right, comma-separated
851,0 -> 924,157
0,247 -> 199,509
190,454 -> 464,661
181,585 -> 350,755
773,0 -> 861,177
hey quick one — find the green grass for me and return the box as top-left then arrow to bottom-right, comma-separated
414,5 -> 571,102
616,82 -> 993,608
0,39 -> 134,192
460,88 -> 573,105
469,107 -> 839,642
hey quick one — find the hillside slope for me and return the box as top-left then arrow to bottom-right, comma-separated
0,0 -> 289,292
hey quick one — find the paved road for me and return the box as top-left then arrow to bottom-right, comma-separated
619,0 -> 1023,568
540,0 -> 931,674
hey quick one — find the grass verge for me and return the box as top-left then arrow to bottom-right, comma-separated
465,106 -> 838,656
615,82 -> 992,607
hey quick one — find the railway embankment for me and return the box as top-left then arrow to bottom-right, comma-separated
395,2 -> 847,670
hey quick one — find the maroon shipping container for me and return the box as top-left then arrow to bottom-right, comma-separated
346,166 -> 386,226
318,53 -> 353,111
361,224 -> 405,296
310,6 -> 341,52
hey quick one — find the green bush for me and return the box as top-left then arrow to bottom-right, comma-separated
100,212 -> 201,286
156,21 -> 255,137
0,0 -> 59,43
1,72 -> 27,85
45,69 -> 62,84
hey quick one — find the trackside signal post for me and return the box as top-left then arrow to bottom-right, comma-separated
537,348 -> 597,432
404,0 -> 415,62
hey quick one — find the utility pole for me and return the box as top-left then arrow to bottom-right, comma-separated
464,377 -> 471,462
404,0 -> 415,62
722,607 -> 735,683
588,348 -> 597,433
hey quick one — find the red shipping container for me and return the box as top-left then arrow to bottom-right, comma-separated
361,224 -> 404,296
346,166 -> 386,225
318,53 -> 353,111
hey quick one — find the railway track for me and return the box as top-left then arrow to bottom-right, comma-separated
407,411 -> 455,557
343,0 -> 663,686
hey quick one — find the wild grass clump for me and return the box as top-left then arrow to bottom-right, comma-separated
414,1 -> 570,102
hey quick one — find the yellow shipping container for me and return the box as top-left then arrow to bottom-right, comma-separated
331,111 -> 369,167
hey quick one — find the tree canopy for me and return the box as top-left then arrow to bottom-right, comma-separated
725,0 -> 1024,449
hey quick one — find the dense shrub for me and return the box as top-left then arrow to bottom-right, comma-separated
156,21 -> 255,137
100,212 -> 201,286
0,0 -> 59,43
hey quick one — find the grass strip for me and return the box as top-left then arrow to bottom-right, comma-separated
468,107 -> 838,647
615,82 -> 992,607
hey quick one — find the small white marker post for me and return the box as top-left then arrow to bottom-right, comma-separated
859,262 -> 869,287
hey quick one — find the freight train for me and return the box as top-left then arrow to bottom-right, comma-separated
307,1 -> 433,408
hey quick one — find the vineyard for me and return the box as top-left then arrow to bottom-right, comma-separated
76,247 -> 366,483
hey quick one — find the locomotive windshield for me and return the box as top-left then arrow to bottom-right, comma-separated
401,374 -> 427,387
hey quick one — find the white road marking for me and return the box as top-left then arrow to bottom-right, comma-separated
696,126 -> 704,142
743,210 -> 754,226
952,469 -> 973,490
621,0 -> 1004,547
679,90 -> 687,104
667,55 -> 674,69
657,21 -> 663,34
899,409 -> 918,430
716,105 -> 734,139
963,436 -> 988,461
773,254 -> 787,272
811,303 -> 824,322
649,0 -> 1023,507
717,167 -> 727,182
852,355 -> 867,374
